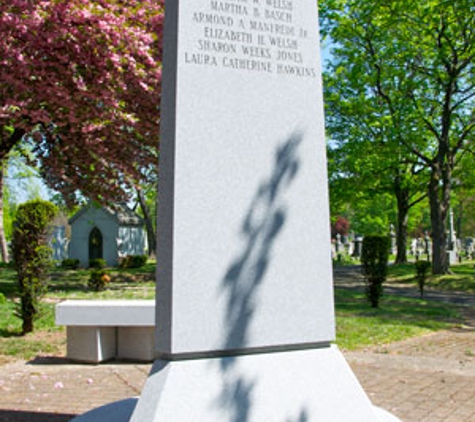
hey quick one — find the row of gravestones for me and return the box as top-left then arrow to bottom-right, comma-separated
331,233 -> 363,259
332,233 -> 475,262
409,237 -> 475,260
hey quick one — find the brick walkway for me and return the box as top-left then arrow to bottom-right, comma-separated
0,360 -> 150,421
348,330 -> 475,422
338,265 -> 475,422
1,268 -> 475,421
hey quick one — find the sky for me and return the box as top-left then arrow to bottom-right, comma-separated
6,156 -> 54,205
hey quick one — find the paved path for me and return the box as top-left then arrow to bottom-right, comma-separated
0,360 -> 149,421
1,267 -> 475,421
336,265 -> 475,422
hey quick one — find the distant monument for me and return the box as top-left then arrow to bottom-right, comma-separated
447,208 -> 457,264
74,0 -> 400,420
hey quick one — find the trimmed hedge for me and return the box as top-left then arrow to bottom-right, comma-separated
415,260 -> 431,299
361,235 -> 390,308
89,258 -> 107,269
11,200 -> 58,333
119,255 -> 148,269
61,258 -> 80,270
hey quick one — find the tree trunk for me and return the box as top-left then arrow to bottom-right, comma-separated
428,166 -> 451,274
22,309 -> 34,334
137,188 -> 156,257
394,179 -> 409,264
0,162 -> 9,263
395,208 -> 408,264
20,287 -> 35,334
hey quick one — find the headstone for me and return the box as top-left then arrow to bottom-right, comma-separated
446,210 -> 458,264
448,208 -> 457,252
335,233 -> 342,253
331,241 -> 337,260
352,235 -> 363,258
389,224 -> 396,255
415,237 -> 425,260
132,0 -> 398,420
447,250 -> 457,265
464,238 -> 474,257
411,238 -> 417,256
346,232 -> 354,256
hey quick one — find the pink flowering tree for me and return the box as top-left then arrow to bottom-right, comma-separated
0,0 -> 164,261
331,216 -> 350,238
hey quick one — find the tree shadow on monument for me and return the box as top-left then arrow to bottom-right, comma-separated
215,132 -> 303,422
286,409 -> 310,422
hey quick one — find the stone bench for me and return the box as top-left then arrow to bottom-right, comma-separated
55,300 -> 155,363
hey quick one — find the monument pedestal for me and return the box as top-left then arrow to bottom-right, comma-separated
132,346 -> 380,421
72,346 -> 401,422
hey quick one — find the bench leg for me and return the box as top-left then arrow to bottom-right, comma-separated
67,326 -> 116,363
117,327 -> 155,361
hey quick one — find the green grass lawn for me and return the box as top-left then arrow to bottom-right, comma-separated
387,261 -> 475,293
0,263 -> 156,361
334,288 -> 459,351
0,261 -> 465,361
0,300 -> 61,361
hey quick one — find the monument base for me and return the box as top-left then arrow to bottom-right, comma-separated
72,346 -> 402,422
126,345 -> 400,421
72,400 -> 400,422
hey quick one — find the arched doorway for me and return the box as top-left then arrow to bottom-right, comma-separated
89,227 -> 103,261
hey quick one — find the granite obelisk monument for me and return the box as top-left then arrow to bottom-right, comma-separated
130,0 -> 400,420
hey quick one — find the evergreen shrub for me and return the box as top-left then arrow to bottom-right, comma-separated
119,254 -> 148,269
89,258 -> 107,269
361,235 -> 390,308
415,260 -> 431,299
61,258 -> 80,270
11,200 -> 58,334
88,269 -> 111,291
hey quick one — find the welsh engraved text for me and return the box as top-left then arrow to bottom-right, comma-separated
183,0 -> 317,78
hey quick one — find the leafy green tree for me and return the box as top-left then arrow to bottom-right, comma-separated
450,154 -> 475,240
1,149 -> 57,262
351,193 -> 395,236
322,0 -> 428,264
327,122 -> 427,263
454,195 -> 475,241
320,0 -> 475,273
11,200 -> 58,334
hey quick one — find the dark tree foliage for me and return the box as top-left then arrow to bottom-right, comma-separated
12,199 -> 57,334
361,235 -> 390,308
